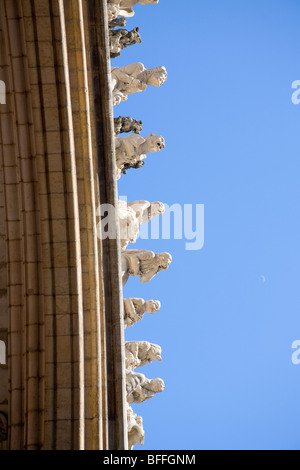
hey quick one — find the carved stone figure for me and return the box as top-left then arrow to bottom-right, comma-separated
118,200 -> 165,249
111,63 -> 167,105
121,160 -> 144,176
108,0 -> 159,21
125,341 -> 162,371
110,27 -> 142,59
124,298 -> 161,328
109,17 -> 127,30
0,412 -> 8,443
114,116 -> 143,136
115,133 -> 165,178
127,200 -> 165,224
127,404 -> 145,449
126,371 -> 165,405
107,3 -> 120,22
121,249 -> 172,285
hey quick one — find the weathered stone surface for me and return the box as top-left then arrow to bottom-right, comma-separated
109,17 -> 127,30
0,0 -> 170,452
114,116 -> 143,136
107,3 -> 120,21
110,27 -> 141,59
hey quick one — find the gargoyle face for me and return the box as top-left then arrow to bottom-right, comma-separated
146,300 -> 161,314
132,122 -> 143,134
150,202 -> 165,217
147,66 -> 167,87
134,161 -> 144,169
149,344 -> 162,362
159,253 -> 172,269
146,134 -> 165,152
150,378 -> 165,393
132,127 -> 139,134
156,137 -> 165,150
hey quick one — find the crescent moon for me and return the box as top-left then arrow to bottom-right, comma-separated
261,275 -> 266,283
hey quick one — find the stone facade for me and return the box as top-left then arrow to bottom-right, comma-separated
110,0 -> 170,449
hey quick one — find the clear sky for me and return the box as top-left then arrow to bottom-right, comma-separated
114,0 -> 300,450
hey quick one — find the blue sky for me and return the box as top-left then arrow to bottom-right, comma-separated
114,0 -> 300,450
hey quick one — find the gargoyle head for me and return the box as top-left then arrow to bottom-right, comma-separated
145,299 -> 161,314
158,252 -> 172,270
148,343 -> 163,362
146,66 -> 167,87
146,134 -> 165,152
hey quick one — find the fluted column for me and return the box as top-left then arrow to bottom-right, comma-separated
0,0 -> 127,450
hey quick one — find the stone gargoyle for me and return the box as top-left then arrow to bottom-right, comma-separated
114,116 -> 143,137
118,200 -> 165,249
123,298 -> 161,328
126,371 -> 165,405
111,62 -> 167,105
127,404 -> 145,449
125,341 -> 162,372
110,27 -> 142,59
121,249 -> 172,285
115,133 -> 165,178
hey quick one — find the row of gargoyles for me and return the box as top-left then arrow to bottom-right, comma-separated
108,1 -> 164,452
125,341 -> 164,449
